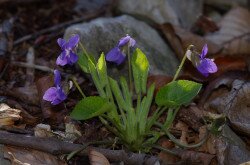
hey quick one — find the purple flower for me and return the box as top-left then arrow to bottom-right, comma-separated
56,34 -> 80,66
43,70 -> 67,105
187,44 -> 217,77
106,35 -> 136,65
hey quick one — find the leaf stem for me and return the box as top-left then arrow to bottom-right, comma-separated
70,77 -> 86,98
127,45 -> 133,93
172,45 -> 194,81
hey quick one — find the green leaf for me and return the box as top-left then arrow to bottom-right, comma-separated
70,96 -> 113,120
97,53 -> 108,87
155,80 -> 202,108
77,51 -> 95,73
132,48 -> 149,94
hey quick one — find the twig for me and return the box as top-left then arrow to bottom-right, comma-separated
13,10 -> 105,46
0,131 -> 159,165
11,61 -> 53,73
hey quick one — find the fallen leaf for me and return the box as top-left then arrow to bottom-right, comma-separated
160,23 -> 184,59
158,139 -> 179,163
173,25 -> 222,55
89,148 -> 110,165
206,7 -> 250,55
209,79 -> 250,136
4,146 -> 66,165
178,150 -> 215,165
0,103 -> 21,126
191,15 -> 219,34
175,121 -> 189,145
240,161 -> 250,165
198,126 -> 216,155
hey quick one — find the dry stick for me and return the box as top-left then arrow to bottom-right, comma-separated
11,61 -> 54,73
0,131 -> 159,165
13,10 -> 105,46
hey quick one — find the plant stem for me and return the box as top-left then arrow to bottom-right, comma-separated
70,77 -> 86,98
79,42 -> 90,58
172,45 -> 194,81
127,45 -> 133,93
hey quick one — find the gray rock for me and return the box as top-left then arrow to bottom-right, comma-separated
117,0 -> 204,29
216,126 -> 250,165
64,15 -> 179,77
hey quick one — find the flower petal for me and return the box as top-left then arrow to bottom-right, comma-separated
56,54 -> 68,66
114,52 -> 126,65
51,98 -> 63,105
129,37 -> 136,47
57,87 -> 67,100
57,38 -> 66,49
197,58 -> 217,76
118,35 -> 130,47
106,47 -> 122,61
69,52 -> 78,64
200,44 -> 208,59
66,34 -> 80,49
43,87 -> 58,101
54,70 -> 61,86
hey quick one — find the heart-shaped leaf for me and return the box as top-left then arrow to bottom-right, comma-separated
70,96 -> 113,120
156,80 -> 202,108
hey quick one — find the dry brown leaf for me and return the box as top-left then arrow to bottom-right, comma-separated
175,121 -> 189,145
179,150 -> 215,165
240,161 -> 250,165
0,103 -> 21,126
198,126 -> 216,155
89,148 -> 110,165
158,139 -> 179,163
209,79 -> 250,136
173,25 -> 222,55
4,146 -> 66,165
206,7 -> 250,55
191,15 -> 219,34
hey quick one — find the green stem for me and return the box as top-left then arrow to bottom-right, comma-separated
172,45 -> 194,81
70,77 -> 86,98
79,42 -> 90,59
127,45 -> 133,93
155,122 -> 208,148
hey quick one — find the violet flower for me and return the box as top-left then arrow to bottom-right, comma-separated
106,35 -> 136,65
56,34 -> 80,66
187,44 -> 217,77
43,70 -> 67,105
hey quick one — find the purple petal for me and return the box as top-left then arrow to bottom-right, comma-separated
129,37 -> 136,47
197,58 -> 218,76
57,38 -> 66,49
66,34 -> 80,49
118,36 -> 130,47
200,44 -> 208,59
114,53 -> 126,65
51,98 -> 63,105
56,54 -> 68,66
54,70 -> 61,86
43,87 -> 58,101
69,52 -> 78,64
56,87 -> 67,100
106,47 -> 126,65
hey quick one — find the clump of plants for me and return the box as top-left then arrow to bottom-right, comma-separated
43,34 -> 217,152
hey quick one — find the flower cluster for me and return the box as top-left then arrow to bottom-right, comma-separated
106,35 -> 136,65
187,44 -> 217,77
43,35 -> 80,105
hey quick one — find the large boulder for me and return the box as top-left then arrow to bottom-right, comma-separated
64,15 -> 179,77
117,0 -> 204,29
